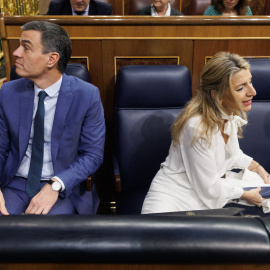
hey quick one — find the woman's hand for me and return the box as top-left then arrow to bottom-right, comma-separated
0,189 -> 9,215
241,187 -> 264,207
248,160 -> 269,184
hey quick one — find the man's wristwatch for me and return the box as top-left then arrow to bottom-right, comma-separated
47,180 -> 62,192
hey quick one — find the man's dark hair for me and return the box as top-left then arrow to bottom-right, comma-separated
22,21 -> 72,73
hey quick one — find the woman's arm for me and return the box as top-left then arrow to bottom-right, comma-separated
248,160 -> 269,184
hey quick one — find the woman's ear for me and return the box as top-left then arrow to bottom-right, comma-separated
211,90 -> 216,99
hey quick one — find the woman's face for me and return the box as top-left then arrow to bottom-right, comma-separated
222,0 -> 239,11
222,69 -> 256,112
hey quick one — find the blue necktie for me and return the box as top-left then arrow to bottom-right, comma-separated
26,90 -> 47,198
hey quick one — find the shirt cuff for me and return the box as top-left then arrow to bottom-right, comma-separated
52,176 -> 65,192
231,186 -> 244,200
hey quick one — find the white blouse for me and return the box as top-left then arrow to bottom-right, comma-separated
141,115 -> 253,214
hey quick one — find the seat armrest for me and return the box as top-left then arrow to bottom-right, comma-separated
86,175 -> 93,191
115,173 -> 121,192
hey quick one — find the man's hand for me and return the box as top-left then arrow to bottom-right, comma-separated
0,189 -> 9,215
25,182 -> 59,215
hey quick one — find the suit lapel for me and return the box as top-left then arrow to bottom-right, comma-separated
145,6 -> 152,15
89,0 -> 97,15
63,1 -> 73,15
19,81 -> 35,160
51,74 -> 74,165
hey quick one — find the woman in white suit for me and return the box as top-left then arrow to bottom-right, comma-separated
142,52 -> 269,215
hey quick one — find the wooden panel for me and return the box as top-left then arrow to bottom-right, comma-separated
192,39 -> 270,95
181,0 -> 191,15
98,0 -> 122,15
71,40 -> 103,99
69,57 -> 89,69
114,0 -> 124,15
4,16 -> 270,40
7,39 -> 19,70
102,39 -> 193,121
115,57 -> 179,79
250,0 -> 267,15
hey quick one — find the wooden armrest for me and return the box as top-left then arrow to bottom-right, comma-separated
115,173 -> 121,192
86,175 -> 93,191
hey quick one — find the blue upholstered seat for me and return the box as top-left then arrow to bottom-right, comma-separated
114,65 -> 192,214
239,58 -> 270,172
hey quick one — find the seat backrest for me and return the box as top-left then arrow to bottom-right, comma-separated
239,58 -> 270,172
114,65 -> 192,214
10,63 -> 91,83
189,0 -> 211,15
128,0 -> 178,15
96,0 -> 114,14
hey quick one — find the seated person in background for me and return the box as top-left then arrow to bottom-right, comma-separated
204,0 -> 252,16
47,0 -> 113,15
137,0 -> 183,16
142,52 -> 270,216
0,21 -> 105,215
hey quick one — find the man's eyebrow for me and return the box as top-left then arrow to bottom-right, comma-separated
20,39 -> 33,46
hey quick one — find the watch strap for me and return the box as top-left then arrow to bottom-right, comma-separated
47,180 -> 54,185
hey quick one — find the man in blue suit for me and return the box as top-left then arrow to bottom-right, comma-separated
47,0 -> 113,15
0,21 -> 105,215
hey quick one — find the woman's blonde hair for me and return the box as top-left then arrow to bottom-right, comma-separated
171,51 -> 250,146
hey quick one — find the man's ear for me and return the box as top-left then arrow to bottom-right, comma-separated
47,52 -> 60,68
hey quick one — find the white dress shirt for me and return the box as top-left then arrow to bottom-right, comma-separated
142,115 -> 253,214
151,3 -> 171,16
16,76 -> 65,191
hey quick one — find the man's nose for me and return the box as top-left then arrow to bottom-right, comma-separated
13,46 -> 22,58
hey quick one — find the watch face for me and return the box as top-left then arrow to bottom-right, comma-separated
52,181 -> 61,191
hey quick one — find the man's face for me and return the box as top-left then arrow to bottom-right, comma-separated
13,30 -> 49,80
152,0 -> 170,10
70,0 -> 90,12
